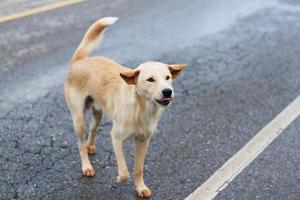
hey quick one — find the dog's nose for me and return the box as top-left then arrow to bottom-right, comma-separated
162,88 -> 172,98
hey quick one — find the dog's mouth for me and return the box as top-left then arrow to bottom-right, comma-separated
156,97 -> 172,106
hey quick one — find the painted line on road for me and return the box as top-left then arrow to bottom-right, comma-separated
186,95 -> 300,200
0,0 -> 86,24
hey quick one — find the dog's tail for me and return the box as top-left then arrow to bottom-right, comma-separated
71,17 -> 118,64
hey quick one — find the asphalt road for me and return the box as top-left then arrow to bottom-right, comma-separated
0,0 -> 300,199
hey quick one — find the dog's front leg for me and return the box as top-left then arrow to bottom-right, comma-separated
111,130 -> 129,183
134,139 -> 152,198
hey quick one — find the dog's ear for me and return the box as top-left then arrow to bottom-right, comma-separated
120,70 -> 140,85
168,64 -> 187,79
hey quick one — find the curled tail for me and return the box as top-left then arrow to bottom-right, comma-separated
71,17 -> 118,64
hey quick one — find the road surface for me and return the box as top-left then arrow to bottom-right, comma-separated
0,0 -> 299,199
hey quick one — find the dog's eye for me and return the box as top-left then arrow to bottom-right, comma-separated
147,77 -> 155,82
166,75 -> 170,80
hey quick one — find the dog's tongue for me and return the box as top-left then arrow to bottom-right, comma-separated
162,98 -> 172,103
160,98 -> 172,105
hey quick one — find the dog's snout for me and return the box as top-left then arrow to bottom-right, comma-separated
162,88 -> 172,98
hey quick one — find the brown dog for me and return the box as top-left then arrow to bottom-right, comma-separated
64,17 -> 186,198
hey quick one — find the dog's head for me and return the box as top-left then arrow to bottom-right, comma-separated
120,62 -> 186,107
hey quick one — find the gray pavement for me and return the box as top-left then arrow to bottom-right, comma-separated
0,0 -> 300,199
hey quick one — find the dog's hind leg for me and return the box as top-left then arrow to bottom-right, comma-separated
65,88 -> 95,177
86,107 -> 103,154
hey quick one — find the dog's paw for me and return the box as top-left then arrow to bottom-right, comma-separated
116,174 -> 129,183
82,167 -> 95,177
87,145 -> 96,154
136,186 -> 152,198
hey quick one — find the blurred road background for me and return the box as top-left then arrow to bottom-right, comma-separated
0,0 -> 300,199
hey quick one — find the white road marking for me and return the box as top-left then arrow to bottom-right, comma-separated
186,95 -> 300,200
0,0 -> 86,24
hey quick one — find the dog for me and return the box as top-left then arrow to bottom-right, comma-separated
64,17 -> 186,198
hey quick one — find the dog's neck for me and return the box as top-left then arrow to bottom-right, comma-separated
133,92 -> 163,138
118,83 -> 163,128
134,91 -> 162,120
